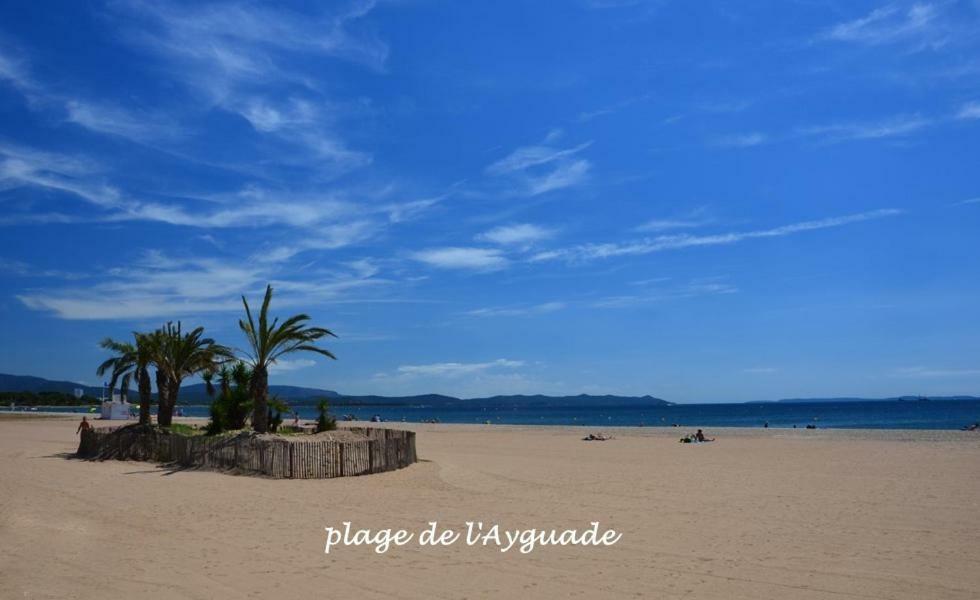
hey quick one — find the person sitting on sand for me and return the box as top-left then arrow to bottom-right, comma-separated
695,429 -> 714,442
76,416 -> 91,435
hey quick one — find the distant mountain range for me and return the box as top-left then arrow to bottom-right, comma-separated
0,373 -> 341,403
179,383 -> 340,402
327,393 -> 672,407
0,372 -> 669,407
0,373 -> 105,397
2,372 -> 976,406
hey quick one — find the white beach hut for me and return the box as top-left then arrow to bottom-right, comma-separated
100,387 -> 132,420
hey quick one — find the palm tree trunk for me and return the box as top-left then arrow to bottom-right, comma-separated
251,364 -> 269,433
156,370 -> 174,427
138,367 -> 152,425
168,381 -> 181,425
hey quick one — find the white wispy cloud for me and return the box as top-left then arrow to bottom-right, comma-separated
464,302 -> 566,318
799,115 -> 931,143
698,99 -> 754,114
390,358 -> 525,377
486,142 -> 591,174
0,257 -> 84,280
111,0 -> 384,174
629,277 -> 671,286
2,17 -> 374,177
268,358 -> 318,373
0,46 -> 33,92
224,94 -> 372,172
486,138 -> 592,196
821,4 -> 947,50
956,101 -> 980,120
892,366 -> 980,378
635,218 -> 708,232
383,194 -> 446,224
476,223 -> 556,246
714,132 -> 768,148
132,187 -> 430,236
592,280 -> 737,308
369,358 -> 543,397
576,93 -> 654,122
0,143 -> 436,255
720,106 -> 972,150
64,100 -> 183,142
527,159 -> 591,195
119,0 -> 388,76
1,40 -> 192,148
531,209 -> 902,263
411,247 -> 509,271
0,143 -> 124,211
17,251 -> 385,320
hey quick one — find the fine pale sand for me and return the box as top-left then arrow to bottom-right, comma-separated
2,416 -> 979,599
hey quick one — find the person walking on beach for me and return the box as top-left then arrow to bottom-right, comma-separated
76,416 -> 91,435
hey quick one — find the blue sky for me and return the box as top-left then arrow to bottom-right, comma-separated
1,1 -> 978,402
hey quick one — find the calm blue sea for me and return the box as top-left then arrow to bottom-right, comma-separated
23,399 -> 980,430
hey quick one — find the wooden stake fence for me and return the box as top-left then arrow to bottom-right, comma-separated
77,426 -> 417,479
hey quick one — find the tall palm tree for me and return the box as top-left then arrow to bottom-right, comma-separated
152,321 -> 231,427
96,333 -> 156,425
97,338 -> 135,401
132,333 -> 156,425
240,285 -> 336,433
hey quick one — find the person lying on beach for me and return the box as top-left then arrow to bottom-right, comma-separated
76,416 -> 91,435
583,433 -> 612,441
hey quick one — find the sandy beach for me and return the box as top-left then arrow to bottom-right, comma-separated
2,415 -> 979,600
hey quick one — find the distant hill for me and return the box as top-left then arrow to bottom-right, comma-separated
328,393 -> 672,407
325,394 -> 460,406
468,394 -> 671,407
0,373 -> 103,397
0,373 -> 339,404
4,373 -> 977,407
0,372 -> 668,407
179,383 -> 339,402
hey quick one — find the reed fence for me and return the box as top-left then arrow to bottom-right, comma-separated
77,426 -> 417,479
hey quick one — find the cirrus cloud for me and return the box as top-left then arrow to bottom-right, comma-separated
411,247 -> 509,271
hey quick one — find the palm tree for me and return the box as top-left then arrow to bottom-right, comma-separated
96,337 -> 135,401
96,333 -> 156,425
239,285 -> 337,433
152,322 -> 231,427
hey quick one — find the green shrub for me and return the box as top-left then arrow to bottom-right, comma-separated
204,362 -> 253,435
315,398 -> 336,433
166,423 -> 199,436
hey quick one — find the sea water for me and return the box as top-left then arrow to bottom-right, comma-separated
28,399 -> 980,430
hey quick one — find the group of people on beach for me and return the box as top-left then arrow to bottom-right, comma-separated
680,429 -> 714,444
579,428 -> 717,443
